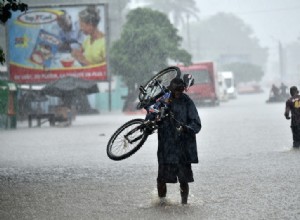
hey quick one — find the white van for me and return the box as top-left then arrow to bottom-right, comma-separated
217,72 -> 228,102
219,71 -> 237,99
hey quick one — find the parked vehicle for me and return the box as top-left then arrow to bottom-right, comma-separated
177,62 -> 219,106
237,82 -> 264,94
219,71 -> 237,99
217,72 -> 229,102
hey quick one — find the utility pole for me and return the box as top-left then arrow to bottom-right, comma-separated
278,41 -> 285,81
186,14 -> 191,51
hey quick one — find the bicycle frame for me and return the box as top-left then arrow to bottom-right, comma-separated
121,81 -> 170,146
123,120 -> 157,144
107,66 -> 188,161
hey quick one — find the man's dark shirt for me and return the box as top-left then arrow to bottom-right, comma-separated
286,94 -> 300,126
157,93 -> 201,164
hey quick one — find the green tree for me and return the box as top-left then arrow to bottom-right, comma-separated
144,0 -> 199,27
221,62 -> 264,83
188,12 -> 268,68
110,7 -> 191,111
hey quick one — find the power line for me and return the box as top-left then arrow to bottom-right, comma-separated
201,6 -> 300,16
236,6 -> 300,15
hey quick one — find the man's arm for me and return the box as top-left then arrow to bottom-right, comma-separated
185,100 -> 202,134
284,101 -> 291,120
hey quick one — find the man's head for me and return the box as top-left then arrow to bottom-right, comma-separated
290,86 -> 299,96
169,78 -> 185,98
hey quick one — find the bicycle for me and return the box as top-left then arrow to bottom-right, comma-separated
106,66 -> 185,161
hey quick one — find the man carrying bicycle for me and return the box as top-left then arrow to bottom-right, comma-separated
284,86 -> 300,148
156,77 -> 201,205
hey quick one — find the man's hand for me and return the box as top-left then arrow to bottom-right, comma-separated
176,124 -> 187,132
176,124 -> 193,133
176,125 -> 183,132
284,113 -> 291,120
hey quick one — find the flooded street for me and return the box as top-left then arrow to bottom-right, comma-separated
1,91 -> 300,220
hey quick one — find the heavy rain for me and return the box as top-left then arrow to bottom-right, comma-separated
1,0 -> 300,219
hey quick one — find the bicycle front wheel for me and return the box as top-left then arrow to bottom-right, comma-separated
107,119 -> 149,161
139,66 -> 181,102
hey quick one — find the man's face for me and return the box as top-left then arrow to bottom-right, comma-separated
290,87 -> 299,96
170,81 -> 184,99
291,90 -> 298,96
172,90 -> 182,99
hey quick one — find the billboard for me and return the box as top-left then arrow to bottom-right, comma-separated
7,4 -> 107,84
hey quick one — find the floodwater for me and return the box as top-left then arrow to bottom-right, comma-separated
1,91 -> 300,220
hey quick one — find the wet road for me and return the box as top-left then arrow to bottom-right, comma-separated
1,91 -> 300,220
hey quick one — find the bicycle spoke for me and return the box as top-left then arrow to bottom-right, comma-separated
139,67 -> 180,102
158,69 -> 178,86
109,122 -> 145,157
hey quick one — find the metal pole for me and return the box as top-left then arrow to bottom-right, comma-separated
105,3 -> 111,112
278,41 -> 285,81
186,14 -> 190,51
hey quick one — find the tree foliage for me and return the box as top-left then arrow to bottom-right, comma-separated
221,62 -> 264,83
143,0 -> 199,27
0,0 -> 28,64
189,12 -> 268,68
0,0 -> 28,23
110,8 -> 191,95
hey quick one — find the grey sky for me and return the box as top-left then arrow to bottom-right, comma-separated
196,0 -> 300,48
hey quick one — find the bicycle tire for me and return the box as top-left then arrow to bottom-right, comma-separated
107,119 -> 149,161
138,66 -> 181,102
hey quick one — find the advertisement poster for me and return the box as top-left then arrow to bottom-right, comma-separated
7,5 -> 107,84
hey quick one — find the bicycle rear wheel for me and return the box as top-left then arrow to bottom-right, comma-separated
107,119 -> 149,161
138,66 -> 181,103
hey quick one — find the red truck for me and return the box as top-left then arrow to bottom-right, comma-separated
178,62 -> 219,106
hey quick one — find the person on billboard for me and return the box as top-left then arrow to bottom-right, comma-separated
71,6 -> 105,66
57,10 -> 84,52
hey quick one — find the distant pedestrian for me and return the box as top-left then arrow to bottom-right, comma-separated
284,86 -> 300,148
280,82 -> 288,97
271,84 -> 280,98
156,78 -> 201,205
